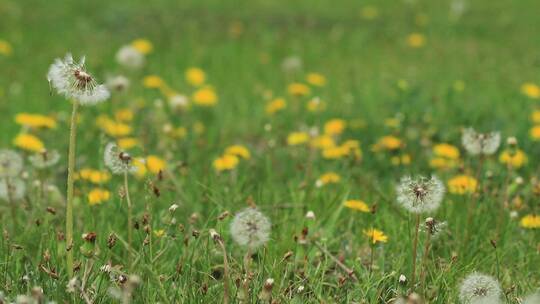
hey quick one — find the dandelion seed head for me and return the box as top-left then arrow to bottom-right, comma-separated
396,175 -> 445,213
47,53 -> 110,106
104,142 -> 136,175
0,178 -> 26,202
115,45 -> 145,69
462,128 -> 500,156
230,208 -> 271,249
0,149 -> 23,178
459,273 -> 501,304
29,149 -> 60,169
106,75 -> 130,93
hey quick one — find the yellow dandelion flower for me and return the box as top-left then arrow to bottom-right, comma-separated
499,149 -> 527,168
225,145 -> 251,159
363,228 -> 388,244
213,154 -> 239,172
429,157 -> 458,170
306,97 -> 326,112
520,214 -> 540,229
133,158 -> 147,178
100,119 -> 132,138
433,143 -> 460,160
114,108 -> 134,122
530,125 -> 540,140
322,146 -> 348,159
89,171 -> 111,184
185,67 -> 206,87
316,172 -> 341,187
147,155 -> 166,174
310,135 -> 335,149
265,98 -> 286,115
15,113 -> 57,129
287,83 -> 311,97
287,132 -> 310,146
372,135 -> 402,151
407,33 -> 426,48
13,133 -> 44,152
117,137 -> 139,150
391,154 -> 411,166
344,200 -> 370,212
531,110 -> 540,124
521,83 -> 540,99
306,73 -> 327,87
131,38 -> 153,54
164,125 -> 188,139
143,75 -> 165,89
360,6 -> 379,20
324,119 -> 346,136
0,40 -> 13,56
88,188 -> 110,206
192,87 -> 218,106
448,175 -> 477,195
154,229 -> 166,238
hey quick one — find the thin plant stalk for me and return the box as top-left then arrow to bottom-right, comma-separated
124,171 -> 133,270
411,214 -> 421,289
216,238 -> 230,304
464,155 -> 484,246
496,164 -> 512,238
420,230 -> 431,293
5,177 -> 18,227
66,101 -> 79,278
242,249 -> 252,302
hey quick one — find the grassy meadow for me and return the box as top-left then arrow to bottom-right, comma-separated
0,0 -> 539,302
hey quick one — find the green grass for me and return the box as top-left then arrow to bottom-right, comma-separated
0,0 -> 539,302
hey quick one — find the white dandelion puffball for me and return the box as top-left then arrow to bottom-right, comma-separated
523,293 -> 540,304
106,75 -> 130,93
462,128 -> 501,156
459,273 -> 502,304
0,149 -> 23,178
396,175 -> 445,214
0,178 -> 26,202
169,94 -> 189,109
29,149 -> 60,169
47,53 -> 110,106
281,56 -> 302,73
115,45 -> 145,69
104,142 -> 136,175
230,208 -> 271,249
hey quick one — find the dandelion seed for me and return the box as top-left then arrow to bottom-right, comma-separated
0,149 -> 23,178
0,178 -> 26,201
462,128 -> 501,156
104,143 -> 136,175
421,217 -> 447,240
230,208 -> 271,249
115,45 -> 145,69
396,176 -> 445,213
459,273 -> 502,304
29,149 -> 60,169
47,53 -> 110,105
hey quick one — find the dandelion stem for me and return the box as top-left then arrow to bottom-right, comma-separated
420,230 -> 431,293
5,177 -> 18,227
464,155 -> 484,246
124,171 -> 133,270
216,238 -> 230,304
242,249 -> 252,302
66,101 -> 79,278
496,164 -> 512,238
411,214 -> 420,289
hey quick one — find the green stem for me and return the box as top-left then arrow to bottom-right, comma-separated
66,101 -> 79,278
124,171 -> 133,270
411,214 -> 420,289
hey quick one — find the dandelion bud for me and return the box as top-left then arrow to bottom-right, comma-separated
80,232 -> 97,258
66,277 -> 79,293
107,233 -> 117,249
218,211 -> 230,221
399,274 -> 407,284
168,203 -> 179,213
507,137 -> 517,146
297,285 -> 305,293
305,210 -> 316,220
258,278 -> 274,301
209,229 -> 222,243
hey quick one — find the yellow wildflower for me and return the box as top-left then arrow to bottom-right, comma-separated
147,155 -> 166,174
316,172 -> 341,187
114,109 -> 134,122
363,228 -> 388,244
372,136 -> 402,151
324,119 -> 346,136
499,149 -> 527,168
98,117 -> 132,137
448,175 -> 477,195
287,83 -> 311,97
0,40 -> 12,56
429,157 -> 458,170
530,125 -> 540,140
192,87 -> 218,106
185,67 -> 206,86
225,145 -> 251,159
322,146 -> 348,159
193,121 -> 205,135
531,111 -> 540,124
310,135 -> 335,149
521,83 -> 540,99
306,97 -> 326,112
133,158 -> 147,178
117,137 -> 139,150
287,132 -> 310,146
143,75 -> 165,88
13,133 -> 44,152
306,73 -> 326,87
265,98 -> 286,115
88,188 -> 110,206
360,6 -> 379,20
520,214 -> 540,229
131,38 -> 153,54
344,200 -> 370,213
15,113 -> 57,129
90,171 -> 111,184
154,229 -> 166,238
433,143 -> 460,159
391,154 -> 411,166
213,154 -> 239,172
407,33 -> 426,48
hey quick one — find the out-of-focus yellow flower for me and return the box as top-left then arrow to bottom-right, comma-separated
520,214 -> 540,229
521,83 -> 540,99
78,169 -> 111,184
117,137 -> 139,150
0,40 -> 12,56
15,113 -> 57,129
429,157 -> 457,170
13,133 -> 44,152
391,154 -> 411,166
342,140 -> 362,159
143,75 -> 165,88
372,135 -> 402,151
407,33 -> 425,48
114,109 -> 134,122
306,97 -> 326,112
154,229 -> 166,238
97,116 -> 132,137
397,79 -> 409,91
131,38 -> 153,54
133,158 -> 147,178
322,146 -> 348,159
185,67 -> 206,86
360,6 -> 379,20
499,149 -> 527,168
324,119 -> 346,136
213,154 -> 239,172
228,20 -> 244,38
384,118 -> 401,128
310,135 -> 335,149
266,98 -> 286,115
192,87 -> 218,106
344,200 -> 370,212
363,228 -> 388,244
448,175 -> 477,195
306,73 -> 326,87
530,125 -> 540,140
225,145 -> 250,159
88,188 -> 110,206
193,121 -> 205,135
287,83 -> 311,97
316,172 -> 341,187
433,143 -> 460,159
531,110 -> 540,124
287,132 -> 310,146
164,124 -> 188,139
147,155 -> 166,174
